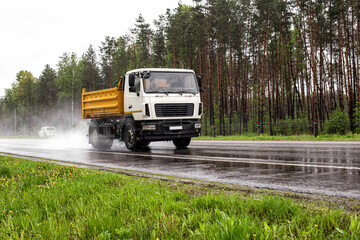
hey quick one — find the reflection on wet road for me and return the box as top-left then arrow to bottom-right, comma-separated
0,138 -> 359,199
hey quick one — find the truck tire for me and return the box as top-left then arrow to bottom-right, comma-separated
173,138 -> 191,149
124,123 -> 139,150
100,138 -> 113,150
140,141 -> 150,147
89,124 -> 113,150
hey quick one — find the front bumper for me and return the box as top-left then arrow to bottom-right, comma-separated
137,119 -> 201,141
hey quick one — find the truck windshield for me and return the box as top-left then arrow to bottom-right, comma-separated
143,72 -> 198,94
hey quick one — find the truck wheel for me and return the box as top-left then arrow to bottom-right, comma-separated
173,138 -> 191,149
89,125 -> 113,150
138,141 -> 150,148
89,125 -> 101,149
124,123 -> 138,150
100,138 -> 113,150
142,141 -> 151,147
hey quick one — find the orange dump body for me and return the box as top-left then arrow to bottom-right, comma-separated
82,86 -> 124,119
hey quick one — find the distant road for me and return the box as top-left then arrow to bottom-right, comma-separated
0,138 -> 359,199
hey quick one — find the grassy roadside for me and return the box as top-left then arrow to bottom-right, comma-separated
1,155 -> 359,239
197,133 -> 360,141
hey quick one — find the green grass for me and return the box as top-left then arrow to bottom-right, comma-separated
197,133 -> 360,141
1,155 -> 359,239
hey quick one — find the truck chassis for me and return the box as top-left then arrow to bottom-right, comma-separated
89,117 -> 201,150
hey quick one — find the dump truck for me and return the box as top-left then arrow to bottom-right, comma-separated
82,68 -> 203,151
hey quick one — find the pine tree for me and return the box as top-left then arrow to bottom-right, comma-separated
38,64 -> 57,123
80,45 -> 102,91
132,14 -> 152,68
152,15 -> 167,67
100,36 -> 117,87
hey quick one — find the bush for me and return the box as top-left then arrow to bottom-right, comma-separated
355,103 -> 360,133
274,119 -> 291,135
290,117 -> 309,135
274,117 -> 309,136
324,108 -> 350,135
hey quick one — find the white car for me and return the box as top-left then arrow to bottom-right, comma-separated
39,126 -> 56,137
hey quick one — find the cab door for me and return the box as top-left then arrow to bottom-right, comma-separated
124,73 -> 143,120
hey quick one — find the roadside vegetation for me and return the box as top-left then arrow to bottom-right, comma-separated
1,155 -> 359,239
197,133 -> 360,141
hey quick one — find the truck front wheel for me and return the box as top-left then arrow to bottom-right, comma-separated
173,138 -> 191,149
124,123 -> 138,150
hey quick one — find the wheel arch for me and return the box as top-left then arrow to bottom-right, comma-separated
119,114 -> 136,140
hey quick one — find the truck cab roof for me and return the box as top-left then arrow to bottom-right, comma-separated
126,68 -> 195,75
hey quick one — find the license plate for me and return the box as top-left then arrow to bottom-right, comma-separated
170,126 -> 182,130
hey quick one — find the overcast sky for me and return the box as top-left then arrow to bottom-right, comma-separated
0,0 -> 194,97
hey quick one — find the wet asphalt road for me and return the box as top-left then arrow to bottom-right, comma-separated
0,137 -> 359,199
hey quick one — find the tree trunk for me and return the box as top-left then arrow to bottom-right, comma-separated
329,0 -> 336,111
228,32 -> 233,135
338,5 -> 345,111
265,17 -> 272,135
357,0 -> 360,103
342,2 -> 355,132
173,28 -> 176,68
308,0 -> 318,133
207,29 -> 214,129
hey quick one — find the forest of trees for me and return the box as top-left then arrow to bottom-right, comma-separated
1,0 -> 360,136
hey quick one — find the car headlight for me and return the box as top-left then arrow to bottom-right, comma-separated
142,124 -> 156,130
194,123 -> 202,129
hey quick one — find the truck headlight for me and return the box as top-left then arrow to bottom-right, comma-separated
142,124 -> 156,130
194,123 -> 202,129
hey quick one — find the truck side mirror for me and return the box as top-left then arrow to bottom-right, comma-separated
129,74 -> 135,92
142,71 -> 151,79
197,75 -> 204,92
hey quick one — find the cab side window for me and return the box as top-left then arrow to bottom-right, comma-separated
128,73 -> 140,93
134,76 -> 140,92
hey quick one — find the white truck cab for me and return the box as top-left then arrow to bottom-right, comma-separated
122,68 -> 203,149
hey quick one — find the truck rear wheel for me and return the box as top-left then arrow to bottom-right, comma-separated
100,138 -> 113,150
173,138 -> 191,149
124,123 -> 139,150
89,124 -> 113,150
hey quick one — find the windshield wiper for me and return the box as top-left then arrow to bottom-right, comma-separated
145,90 -> 163,93
165,91 -> 183,95
178,91 -> 197,95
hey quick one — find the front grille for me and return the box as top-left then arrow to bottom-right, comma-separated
155,103 -> 194,117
